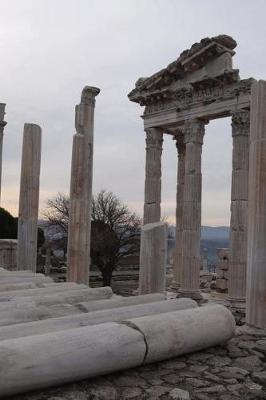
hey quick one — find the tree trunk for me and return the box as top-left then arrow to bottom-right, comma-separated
102,270 -> 112,287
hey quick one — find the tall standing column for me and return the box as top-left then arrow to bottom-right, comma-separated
67,86 -> 100,285
17,124 -> 42,271
0,103 -> 7,203
171,131 -> 185,290
246,80 -> 266,329
228,110 -> 250,304
179,119 -> 205,300
143,128 -> 163,225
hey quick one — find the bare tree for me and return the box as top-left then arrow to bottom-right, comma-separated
43,190 -> 141,286
44,193 -> 70,234
91,190 -> 141,285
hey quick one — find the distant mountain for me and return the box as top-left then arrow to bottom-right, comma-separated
201,226 -> 229,241
168,225 -> 229,240
200,227 -> 229,264
168,225 -> 230,265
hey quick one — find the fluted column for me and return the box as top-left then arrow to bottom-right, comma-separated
246,80 -> 266,329
143,128 -> 163,225
17,124 -> 42,271
179,119 -> 205,300
172,131 -> 185,290
228,110 -> 250,304
67,86 -> 100,285
0,103 -> 7,203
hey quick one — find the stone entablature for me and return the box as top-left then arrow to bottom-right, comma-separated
129,35 -> 237,99
128,35 -> 254,131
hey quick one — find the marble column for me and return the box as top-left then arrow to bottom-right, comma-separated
143,128 -> 163,225
17,124 -> 42,271
246,80 -> 266,329
228,110 -> 250,304
178,119 -> 205,300
67,86 -> 100,285
172,131 -> 185,290
0,103 -> 7,203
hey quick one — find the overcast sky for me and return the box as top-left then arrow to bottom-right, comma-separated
0,0 -> 265,226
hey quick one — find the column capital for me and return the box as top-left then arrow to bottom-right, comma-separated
145,128 -> 163,150
173,128 -> 185,155
231,110 -> 250,136
184,119 -> 205,145
81,86 -> 100,106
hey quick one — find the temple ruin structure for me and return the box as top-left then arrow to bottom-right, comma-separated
129,35 -> 253,304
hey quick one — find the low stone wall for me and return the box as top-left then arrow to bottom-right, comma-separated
0,239 -> 17,270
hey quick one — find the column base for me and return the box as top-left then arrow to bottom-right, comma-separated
177,289 -> 206,304
168,280 -> 180,293
227,297 -> 246,326
227,296 -> 246,308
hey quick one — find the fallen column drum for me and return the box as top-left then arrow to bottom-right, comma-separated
0,304 -> 235,397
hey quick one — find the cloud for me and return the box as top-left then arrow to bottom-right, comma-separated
0,0 -> 264,225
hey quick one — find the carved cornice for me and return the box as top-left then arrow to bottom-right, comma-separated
81,86 -> 100,106
231,110 -> 250,136
129,35 -> 237,102
142,78 -> 254,117
145,128 -> 163,150
184,119 -> 205,145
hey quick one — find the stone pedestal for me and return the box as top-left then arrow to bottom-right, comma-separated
228,110 -> 250,305
139,221 -> 167,294
17,124 -> 42,272
178,119 -> 205,300
67,86 -> 100,285
171,132 -> 185,291
143,128 -> 163,225
246,80 -> 266,329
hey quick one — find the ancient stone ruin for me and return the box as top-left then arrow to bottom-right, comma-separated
0,35 -> 265,398
128,34 -> 253,312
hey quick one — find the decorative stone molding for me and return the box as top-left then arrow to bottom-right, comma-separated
231,110 -> 250,136
184,119 -> 205,144
145,128 -> 163,150
81,86 -> 101,106
129,35 -> 237,100
143,78 -> 253,115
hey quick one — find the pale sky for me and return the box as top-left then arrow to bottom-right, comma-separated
1,0 -> 265,226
